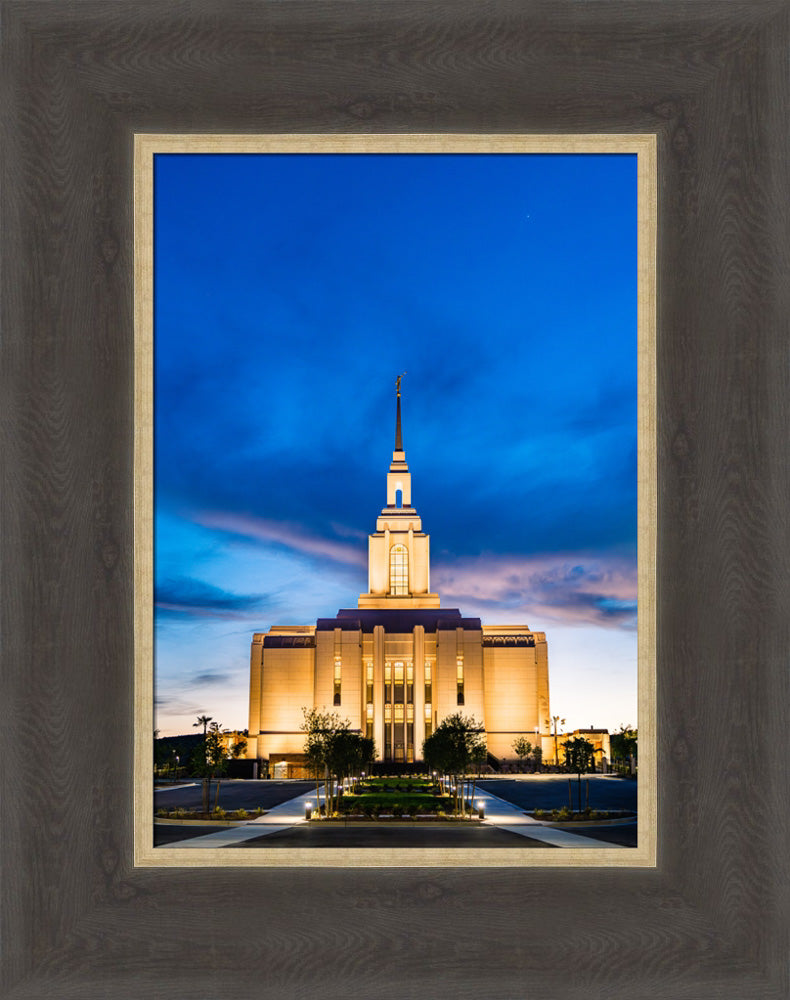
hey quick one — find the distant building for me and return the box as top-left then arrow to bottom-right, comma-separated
247,380 -> 551,771
551,728 -> 611,768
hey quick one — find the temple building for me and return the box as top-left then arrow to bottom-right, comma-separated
247,379 -> 551,772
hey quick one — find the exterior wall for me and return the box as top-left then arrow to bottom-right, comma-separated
339,629 -> 363,730
314,631 -> 335,715
257,643 -> 315,759
460,628 -> 485,725
482,626 -> 550,760
534,631 -> 550,739
435,628 -> 459,725
247,634 -> 264,759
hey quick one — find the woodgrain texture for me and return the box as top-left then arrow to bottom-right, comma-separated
2,1 -> 788,997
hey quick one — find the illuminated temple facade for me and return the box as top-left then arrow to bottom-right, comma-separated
247,384 -> 550,769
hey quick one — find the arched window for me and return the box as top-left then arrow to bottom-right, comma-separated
395,488 -> 403,508
389,544 -> 408,595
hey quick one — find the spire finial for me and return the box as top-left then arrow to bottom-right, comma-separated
395,371 -> 406,450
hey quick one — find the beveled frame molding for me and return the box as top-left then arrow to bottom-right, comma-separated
134,133 -> 656,868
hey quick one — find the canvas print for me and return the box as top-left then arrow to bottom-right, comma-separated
148,145 -> 643,855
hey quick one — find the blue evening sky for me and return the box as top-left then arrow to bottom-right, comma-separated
154,152 -> 638,738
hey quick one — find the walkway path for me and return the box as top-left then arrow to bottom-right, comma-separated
159,783 -> 626,849
158,785 -> 318,848
473,785 -> 628,849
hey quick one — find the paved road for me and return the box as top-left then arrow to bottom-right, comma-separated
155,824 -> 229,846
154,779 -> 314,812
232,822 -> 553,848
478,776 -> 637,814
564,822 -> 637,848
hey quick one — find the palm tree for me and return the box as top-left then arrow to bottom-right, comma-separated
193,715 -> 213,737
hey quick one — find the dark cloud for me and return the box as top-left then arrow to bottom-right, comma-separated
155,578 -> 274,620
191,671 -> 233,686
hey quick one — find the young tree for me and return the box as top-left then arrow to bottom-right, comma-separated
562,736 -> 595,813
531,744 -> 543,772
301,708 -> 371,816
610,725 -> 638,772
512,737 -> 533,770
423,714 -> 486,816
190,721 -> 230,813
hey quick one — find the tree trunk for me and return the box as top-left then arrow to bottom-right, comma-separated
214,778 -> 221,811
202,778 -> 210,815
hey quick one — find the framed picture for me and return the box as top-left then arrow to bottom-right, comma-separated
4,2 -> 788,997
134,134 -> 656,868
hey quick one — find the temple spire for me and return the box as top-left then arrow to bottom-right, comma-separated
395,371 -> 406,450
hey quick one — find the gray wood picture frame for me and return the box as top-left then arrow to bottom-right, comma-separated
2,2 -> 788,997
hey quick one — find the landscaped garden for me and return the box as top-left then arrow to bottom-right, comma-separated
314,776 -> 475,820
155,806 -> 265,823
529,807 -> 636,824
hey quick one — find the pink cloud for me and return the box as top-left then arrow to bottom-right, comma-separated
194,511 -> 367,568
433,552 -> 638,629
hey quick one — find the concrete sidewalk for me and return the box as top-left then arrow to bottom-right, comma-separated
473,786 -> 628,849
158,785 -> 319,849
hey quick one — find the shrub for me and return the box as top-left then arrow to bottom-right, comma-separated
392,804 -> 404,818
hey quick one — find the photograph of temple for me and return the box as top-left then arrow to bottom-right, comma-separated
247,380 -> 550,772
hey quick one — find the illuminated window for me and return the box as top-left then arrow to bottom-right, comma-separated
384,662 -> 392,704
424,702 -> 432,739
424,662 -> 432,703
394,704 -> 404,723
384,704 -> 392,723
389,544 -> 408,595
406,704 -> 414,722
334,657 -> 341,706
366,702 -> 373,740
406,662 -> 414,703
366,663 -> 374,703
457,657 -> 465,706
394,660 -> 404,703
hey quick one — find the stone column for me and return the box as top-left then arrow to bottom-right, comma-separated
413,625 -> 425,763
373,625 -> 385,762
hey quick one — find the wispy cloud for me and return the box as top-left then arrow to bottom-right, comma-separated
191,671 -> 234,686
155,578 -> 274,620
433,553 -> 637,629
194,511 -> 367,568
